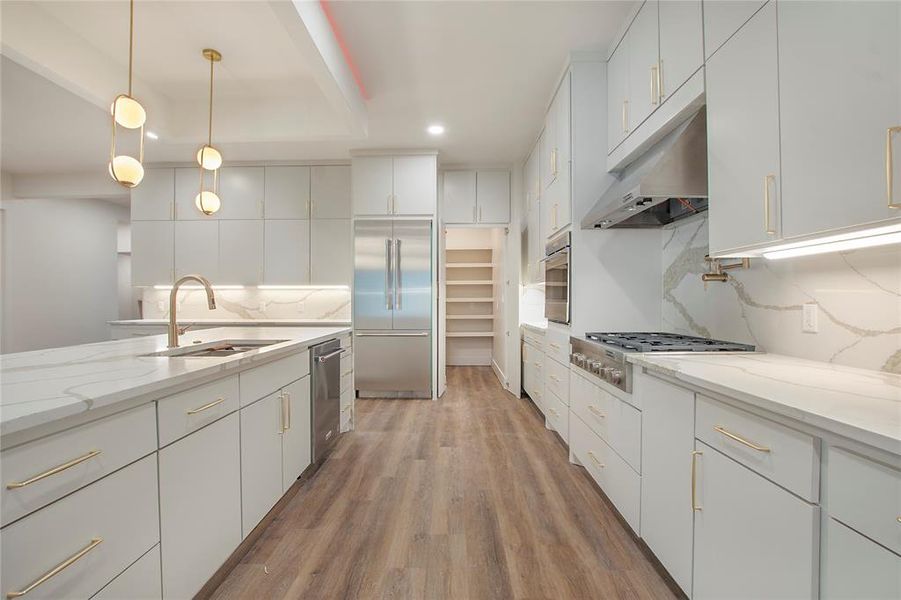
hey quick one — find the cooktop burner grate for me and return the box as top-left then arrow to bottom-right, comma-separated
584,332 -> 755,353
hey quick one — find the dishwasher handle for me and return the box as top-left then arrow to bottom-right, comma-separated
316,348 -> 345,363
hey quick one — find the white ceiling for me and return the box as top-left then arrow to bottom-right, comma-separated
1,0 -> 632,177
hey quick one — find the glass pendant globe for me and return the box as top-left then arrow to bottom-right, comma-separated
108,155 -> 145,187
195,190 -> 221,215
196,145 -> 223,170
110,95 -> 146,129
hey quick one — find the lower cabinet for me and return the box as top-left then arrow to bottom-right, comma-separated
692,441 -> 818,600
822,517 -> 901,600
159,413 -> 242,599
240,376 -> 312,538
94,545 -> 162,600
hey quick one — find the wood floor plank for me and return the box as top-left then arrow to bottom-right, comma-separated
210,366 -> 678,600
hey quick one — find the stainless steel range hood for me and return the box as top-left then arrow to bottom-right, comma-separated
582,108 -> 708,229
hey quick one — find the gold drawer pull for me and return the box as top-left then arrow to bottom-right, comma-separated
186,397 -> 224,415
691,450 -> 702,511
342,370 -> 353,378
587,405 -> 605,418
587,450 -> 605,468
549,375 -> 560,382
341,405 -> 352,413
714,426 -> 771,452
549,343 -> 560,349
7,450 -> 102,490
7,537 -> 103,598
763,174 -> 776,234
888,126 -> 901,208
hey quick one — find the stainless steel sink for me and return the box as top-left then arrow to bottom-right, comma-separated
144,339 -> 288,358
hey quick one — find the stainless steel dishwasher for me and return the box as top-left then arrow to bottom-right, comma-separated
311,339 -> 342,464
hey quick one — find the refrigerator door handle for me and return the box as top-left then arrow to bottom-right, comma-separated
385,238 -> 393,310
394,239 -> 403,310
355,331 -> 429,337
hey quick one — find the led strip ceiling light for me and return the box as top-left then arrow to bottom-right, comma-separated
108,0 -> 146,188
195,49 -> 223,216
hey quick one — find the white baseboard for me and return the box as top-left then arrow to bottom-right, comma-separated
491,359 -> 507,389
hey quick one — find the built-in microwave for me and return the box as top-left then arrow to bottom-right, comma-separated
543,232 -> 570,324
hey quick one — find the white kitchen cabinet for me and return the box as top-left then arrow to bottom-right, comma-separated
442,171 -> 477,224
173,167 -> 211,221
94,545 -> 161,600
778,1 -> 901,238
217,167 -> 265,220
607,35 -> 630,152
131,221 -> 174,285
310,219 -> 352,285
638,373 -> 695,596
703,0 -> 767,60
264,166 -> 310,220
240,391 -> 284,537
551,73 -> 571,233
159,413 -> 242,600
264,220 -> 310,284
706,1 -> 782,255
627,0 -> 660,129
281,377 -> 312,491
130,168 -> 173,220
692,442 -> 818,600
352,155 -> 436,216
352,156 -> 394,215
475,171 -> 510,224
822,517 -> 901,600
524,147 -> 543,283
174,220 -> 219,280
393,155 -> 437,215
658,0 -> 703,104
311,165 -> 351,219
219,220 -> 263,284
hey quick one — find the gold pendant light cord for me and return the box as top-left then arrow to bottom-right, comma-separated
128,0 -> 134,96
208,56 -> 214,146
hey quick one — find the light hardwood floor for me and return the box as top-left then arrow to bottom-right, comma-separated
210,367 -> 679,599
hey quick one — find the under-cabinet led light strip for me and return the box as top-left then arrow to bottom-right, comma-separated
763,222 -> 901,260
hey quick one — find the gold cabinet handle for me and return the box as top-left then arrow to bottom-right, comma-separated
286,392 -> 292,431
650,64 -> 659,106
279,392 -> 287,433
7,450 -> 102,489
691,450 -> 702,511
549,375 -> 560,382
587,450 -> 605,468
587,405 -> 605,418
186,397 -> 224,415
714,425 -> 771,452
764,174 -> 776,235
657,59 -> 664,102
888,126 -> 901,208
6,537 -> 103,598
622,99 -> 629,134
549,343 -> 560,350
551,147 -> 558,178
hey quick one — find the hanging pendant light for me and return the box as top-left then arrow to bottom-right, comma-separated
109,0 -> 146,188
195,48 -> 223,215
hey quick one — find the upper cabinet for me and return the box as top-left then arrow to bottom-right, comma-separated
523,146 -> 543,284
703,0 -> 767,60
541,72 -> 572,239
310,166 -> 352,219
441,170 -> 510,225
352,154 -> 437,216
131,168 -> 174,220
606,0 -> 704,168
264,167 -> 310,219
174,167 -> 264,221
706,1 -> 781,254
706,0 -> 901,256
777,0 -> 901,238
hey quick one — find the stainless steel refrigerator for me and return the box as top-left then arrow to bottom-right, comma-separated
354,220 -> 432,398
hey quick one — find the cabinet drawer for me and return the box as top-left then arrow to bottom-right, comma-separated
826,446 -> 901,555
570,414 -> 641,533
522,328 -> 545,349
544,328 -> 570,365
94,544 -> 161,600
157,376 -> 239,447
1,403 -> 156,527
544,359 -> 570,404
570,371 -> 641,472
239,351 -> 310,406
822,517 -> 901,600
1,455 -> 159,600
544,388 -> 569,444
696,395 -> 818,501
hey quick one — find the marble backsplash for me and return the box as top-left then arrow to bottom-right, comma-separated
140,287 -> 351,321
662,214 -> 901,373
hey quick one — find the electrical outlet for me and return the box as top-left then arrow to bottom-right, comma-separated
157,300 -> 166,313
802,303 -> 819,333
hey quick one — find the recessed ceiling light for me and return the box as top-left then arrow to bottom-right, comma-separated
145,130 -> 159,140
427,124 -> 445,136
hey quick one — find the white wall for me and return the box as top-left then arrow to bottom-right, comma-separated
1,192 -> 129,353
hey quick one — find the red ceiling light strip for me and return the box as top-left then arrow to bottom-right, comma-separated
319,0 -> 369,100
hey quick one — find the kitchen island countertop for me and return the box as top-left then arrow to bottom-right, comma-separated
0,326 -> 350,439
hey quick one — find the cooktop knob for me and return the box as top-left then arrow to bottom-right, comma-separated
610,369 -> 623,384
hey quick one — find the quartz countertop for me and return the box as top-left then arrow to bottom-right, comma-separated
521,322 -> 548,334
628,352 -> 901,456
0,326 -> 350,438
108,319 -> 351,326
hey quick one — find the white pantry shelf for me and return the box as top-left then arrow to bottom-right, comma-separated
446,297 -> 494,303
446,332 -> 495,338
446,263 -> 494,268
446,280 -> 493,285
446,315 -> 494,320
